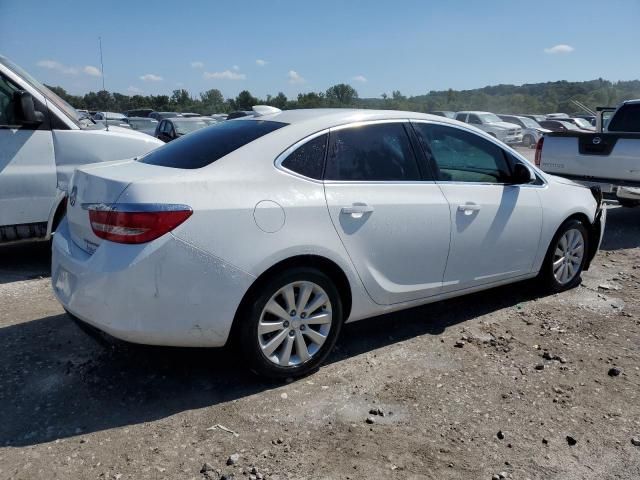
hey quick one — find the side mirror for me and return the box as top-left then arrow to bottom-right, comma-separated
510,163 -> 535,185
13,91 -> 45,126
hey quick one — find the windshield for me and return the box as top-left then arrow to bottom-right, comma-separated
572,118 -> 592,128
0,55 -> 82,126
173,120 -> 208,135
519,117 -> 541,129
558,121 -> 581,131
477,113 -> 502,123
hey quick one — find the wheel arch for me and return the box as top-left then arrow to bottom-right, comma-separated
46,192 -> 68,239
229,254 -> 353,344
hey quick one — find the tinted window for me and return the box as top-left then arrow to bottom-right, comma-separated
281,133 -> 327,179
413,123 -> 511,183
608,103 -> 640,132
324,123 -> 421,181
140,120 -> 287,169
467,114 -> 482,124
455,113 -> 466,122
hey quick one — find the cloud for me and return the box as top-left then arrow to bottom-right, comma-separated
288,70 -> 305,84
127,86 -> 142,94
83,65 -> 102,77
37,59 -> 78,75
232,65 -> 240,71
352,75 -> 367,83
191,61 -> 204,69
256,59 -> 268,66
203,70 -> 246,80
544,44 -> 574,54
139,73 -> 163,82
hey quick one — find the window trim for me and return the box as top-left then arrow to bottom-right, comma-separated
410,119 -> 548,188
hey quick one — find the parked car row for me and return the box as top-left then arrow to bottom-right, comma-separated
430,110 -> 596,147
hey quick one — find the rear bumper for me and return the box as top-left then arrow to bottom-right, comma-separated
52,218 -> 255,347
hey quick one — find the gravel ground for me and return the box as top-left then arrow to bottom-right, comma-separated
1,152 -> 639,479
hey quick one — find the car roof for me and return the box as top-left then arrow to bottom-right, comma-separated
167,116 -> 210,122
237,108 -> 461,131
456,111 -> 492,115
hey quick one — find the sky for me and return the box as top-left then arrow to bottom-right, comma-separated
1,0 -> 639,100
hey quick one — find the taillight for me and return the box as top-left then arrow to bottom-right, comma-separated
534,136 -> 544,166
88,204 -> 192,244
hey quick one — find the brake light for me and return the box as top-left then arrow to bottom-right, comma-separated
534,136 -> 544,166
88,204 -> 192,244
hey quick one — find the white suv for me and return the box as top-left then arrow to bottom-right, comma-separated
455,111 -> 523,145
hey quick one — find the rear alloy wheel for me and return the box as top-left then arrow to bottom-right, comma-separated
238,268 -> 343,378
542,219 -> 589,292
522,135 -> 534,148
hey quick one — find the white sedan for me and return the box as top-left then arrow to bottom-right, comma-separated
52,107 -> 606,378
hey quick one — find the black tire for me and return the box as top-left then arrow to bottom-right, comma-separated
540,218 -> 589,292
522,134 -> 534,148
237,267 -> 343,379
618,198 -> 640,208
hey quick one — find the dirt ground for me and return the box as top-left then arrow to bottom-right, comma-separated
1,160 -> 639,479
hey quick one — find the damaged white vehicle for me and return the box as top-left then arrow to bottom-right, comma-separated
52,107 -> 605,378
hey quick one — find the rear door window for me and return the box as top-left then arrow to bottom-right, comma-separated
139,120 -> 287,169
324,122 -> 421,181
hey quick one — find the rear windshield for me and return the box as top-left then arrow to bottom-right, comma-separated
139,119 -> 287,169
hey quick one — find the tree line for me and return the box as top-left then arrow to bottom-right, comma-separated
47,78 -> 640,115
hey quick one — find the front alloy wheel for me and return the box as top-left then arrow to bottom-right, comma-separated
542,219 -> 589,292
238,268 -> 343,378
552,228 -> 585,285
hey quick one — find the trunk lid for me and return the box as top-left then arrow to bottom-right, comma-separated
66,160 -> 184,253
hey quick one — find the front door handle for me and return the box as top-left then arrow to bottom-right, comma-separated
458,203 -> 481,215
341,204 -> 374,217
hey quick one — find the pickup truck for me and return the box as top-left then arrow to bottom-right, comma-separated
535,99 -> 640,207
455,111 -> 523,145
0,55 -> 163,243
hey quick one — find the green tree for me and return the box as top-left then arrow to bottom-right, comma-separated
234,90 -> 258,110
325,84 -> 358,105
200,88 -> 225,113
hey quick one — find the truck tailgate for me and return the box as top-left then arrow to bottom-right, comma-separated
540,133 -> 640,184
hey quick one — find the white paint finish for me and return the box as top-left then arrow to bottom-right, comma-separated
540,135 -> 640,183
0,129 -> 56,225
253,200 -> 285,233
324,182 -> 451,304
0,57 -> 163,239
437,184 -> 542,291
51,108 -> 604,348
52,219 -> 254,347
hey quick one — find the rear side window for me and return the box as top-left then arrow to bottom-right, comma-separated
608,103 -> 640,132
140,120 -> 287,169
281,133 -> 328,180
324,123 -> 421,181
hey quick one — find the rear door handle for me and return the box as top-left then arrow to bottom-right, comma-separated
458,203 -> 481,214
341,204 -> 374,216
